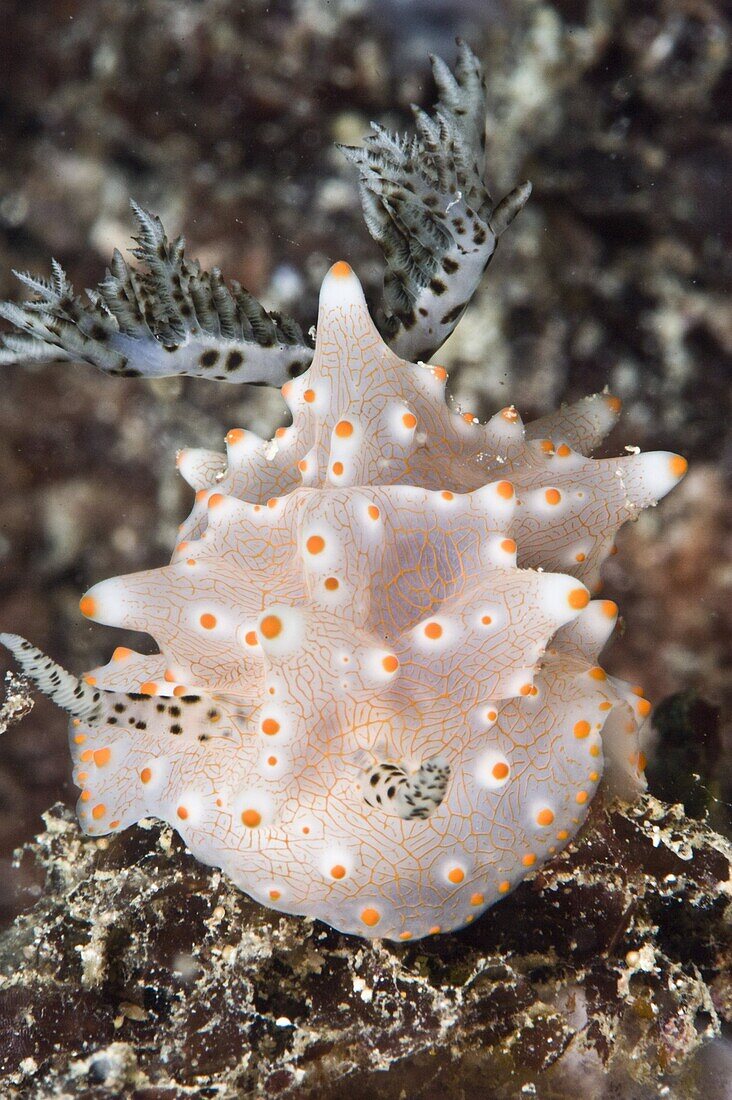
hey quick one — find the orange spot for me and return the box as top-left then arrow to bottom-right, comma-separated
367,505 -> 380,520
481,615 -> 492,625
589,666 -> 607,681
545,488 -> 561,505
324,577 -> 340,591
575,791 -> 589,805
492,762 -> 509,781
77,771 -> 88,782
331,461 -> 344,476
487,710 -> 497,721
433,366 -> 447,382
568,588 -> 590,610
399,931 -> 412,941
267,756 -> 278,766
590,744 -> 601,758
269,889 -> 281,901
297,459 -> 308,473
536,808 -> 554,827
519,683 -> 532,696
631,685 -> 645,696
498,881 -> 510,894
496,481 -> 514,499
303,388 -> 315,403
575,552 -> 586,562
245,630 -> 258,646
335,419 -> 353,438
441,490 -> 454,501
574,720 -> 590,739
424,621 -> 443,640
330,864 -> 346,880
226,428 -> 244,445
605,395 -> 622,413
501,538 -> 516,554
112,647 -> 132,662
74,734 -> 86,745
140,768 -> 152,784
306,535 -> 325,554
669,455 -> 688,478
522,853 -> 536,867
267,497 -> 278,509
530,685 -> 539,696
186,559 -> 196,567
80,790 -> 91,802
500,406 -> 518,422
208,493 -> 224,509
92,804 -> 105,820
331,261 -> 352,278
447,867 -> 464,884
109,820 -> 120,829
140,681 -> 158,696
636,698 -> 652,718
173,685 -> 187,697
540,439 -> 554,453
84,675 -> 97,686
557,830 -> 569,841
382,655 -> 399,673
93,748 -> 111,768
601,600 -> 618,618
79,595 -> 97,618
195,489 -> 207,502
302,826 -> 310,835
631,751 -> 648,771
360,907 -> 380,927
470,893 -> 484,906
260,615 -> 282,640
177,806 -> 189,820
402,412 -> 417,430
275,427 -> 287,439
241,809 -> 261,828
462,412 -> 475,423
599,701 -> 613,711
200,613 -> 217,630
589,771 -> 600,783
261,718 -> 280,736
610,544 -> 618,555
80,750 -> 93,763
556,443 -> 571,457
429,925 -> 442,935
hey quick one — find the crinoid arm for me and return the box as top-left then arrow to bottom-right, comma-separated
0,202 -> 314,385
339,38 -> 531,363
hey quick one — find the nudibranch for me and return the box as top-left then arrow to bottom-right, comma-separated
1,261 -> 687,941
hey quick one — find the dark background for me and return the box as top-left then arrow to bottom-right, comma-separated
0,0 -> 730,925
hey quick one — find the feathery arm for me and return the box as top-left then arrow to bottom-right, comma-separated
339,39 -> 531,362
0,202 -> 314,385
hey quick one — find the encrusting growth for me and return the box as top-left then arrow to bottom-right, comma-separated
0,44 -> 688,940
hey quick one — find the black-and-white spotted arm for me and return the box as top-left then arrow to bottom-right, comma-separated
360,756 -> 452,821
339,39 -> 531,362
0,202 -> 314,385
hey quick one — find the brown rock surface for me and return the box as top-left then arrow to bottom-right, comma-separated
0,795 -> 729,1098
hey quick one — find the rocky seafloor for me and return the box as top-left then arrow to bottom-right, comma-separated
0,794 -> 729,1099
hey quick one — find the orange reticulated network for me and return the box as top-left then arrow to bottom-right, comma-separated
6,263 -> 687,942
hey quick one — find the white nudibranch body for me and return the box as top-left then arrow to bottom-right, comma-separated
1,262 -> 687,941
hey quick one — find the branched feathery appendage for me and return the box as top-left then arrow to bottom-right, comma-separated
339,39 -> 531,362
0,201 -> 313,385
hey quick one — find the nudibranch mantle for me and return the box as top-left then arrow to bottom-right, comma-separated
2,262 -> 687,941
